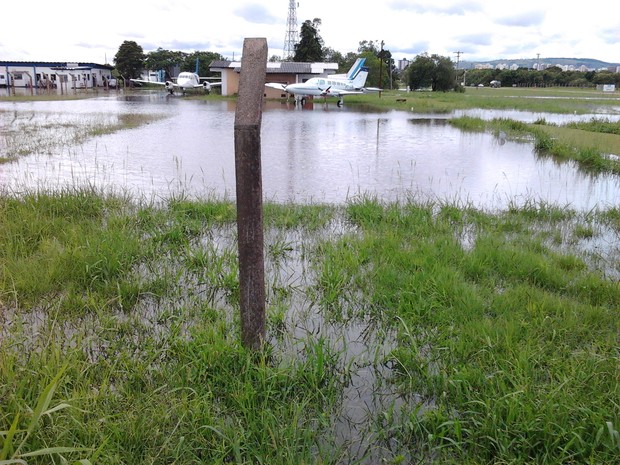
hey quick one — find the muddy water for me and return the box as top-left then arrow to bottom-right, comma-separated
1,92 -> 618,210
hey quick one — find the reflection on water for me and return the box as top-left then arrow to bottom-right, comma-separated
1,92 -> 618,211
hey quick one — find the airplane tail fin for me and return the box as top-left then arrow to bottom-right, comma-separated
346,58 -> 366,80
351,67 -> 369,89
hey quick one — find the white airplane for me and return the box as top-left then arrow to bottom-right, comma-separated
130,63 -> 221,95
265,58 -> 380,106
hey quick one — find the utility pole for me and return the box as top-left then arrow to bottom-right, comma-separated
454,51 -> 463,85
283,1 -> 299,60
378,40 -> 384,97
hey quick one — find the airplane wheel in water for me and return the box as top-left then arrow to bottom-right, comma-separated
301,97 -> 306,106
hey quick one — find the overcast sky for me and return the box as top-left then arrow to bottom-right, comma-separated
1,0 -> 618,65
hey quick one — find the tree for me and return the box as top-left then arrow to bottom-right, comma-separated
114,41 -> 145,80
407,53 -> 456,91
407,54 -> 435,90
145,48 -> 186,81
378,48 -> 395,90
338,52 -> 360,73
355,40 -> 396,89
592,70 -> 616,85
434,55 -> 456,91
182,51 -> 225,77
322,47 -> 344,67
357,40 -> 382,54
294,18 -> 324,62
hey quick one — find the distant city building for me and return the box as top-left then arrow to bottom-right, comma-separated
397,59 -> 410,71
0,61 -> 114,89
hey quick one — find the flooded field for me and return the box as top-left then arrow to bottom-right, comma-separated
1,91 -> 619,464
1,91 -> 618,210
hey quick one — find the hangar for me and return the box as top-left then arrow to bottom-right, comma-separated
0,61 -> 115,90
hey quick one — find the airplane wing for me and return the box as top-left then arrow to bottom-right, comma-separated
324,89 -> 364,97
130,79 -> 167,86
328,87 -> 382,96
265,83 -> 287,91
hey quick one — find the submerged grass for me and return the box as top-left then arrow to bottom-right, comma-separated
0,109 -> 165,159
1,190 -> 618,464
333,196 -> 619,464
450,116 -> 620,174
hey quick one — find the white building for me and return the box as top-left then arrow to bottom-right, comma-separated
0,61 -> 114,89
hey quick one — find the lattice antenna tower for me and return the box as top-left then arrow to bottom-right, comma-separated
283,1 -> 299,60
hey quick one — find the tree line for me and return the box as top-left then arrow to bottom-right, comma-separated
112,19 -> 401,90
113,41 -> 225,82
462,66 -> 620,88
113,18 -> 619,92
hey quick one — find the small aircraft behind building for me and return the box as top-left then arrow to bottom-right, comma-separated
131,71 -> 221,95
130,60 -> 221,95
265,58 -> 380,106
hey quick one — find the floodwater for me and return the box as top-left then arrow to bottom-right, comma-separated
1,91 -> 619,211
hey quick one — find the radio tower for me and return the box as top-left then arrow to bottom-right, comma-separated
283,1 -> 298,60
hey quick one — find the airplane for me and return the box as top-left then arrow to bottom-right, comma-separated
265,58 -> 380,106
130,60 -> 221,95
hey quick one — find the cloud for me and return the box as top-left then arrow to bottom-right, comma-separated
388,0 -> 482,15
393,40 -> 431,56
496,10 -> 546,28
600,25 -> 620,44
234,4 -> 280,25
459,33 -> 493,47
166,41 -> 217,51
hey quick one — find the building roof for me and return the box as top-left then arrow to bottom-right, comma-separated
209,60 -> 338,75
0,61 -> 114,70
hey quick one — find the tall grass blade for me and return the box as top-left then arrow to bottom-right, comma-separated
0,415 -> 20,460
26,365 -> 67,435
20,446 -> 91,457
13,364 -> 68,458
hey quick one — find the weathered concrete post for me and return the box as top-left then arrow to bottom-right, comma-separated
234,38 -> 268,351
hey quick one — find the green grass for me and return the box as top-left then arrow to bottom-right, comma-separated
345,87 -> 620,114
1,191 -> 618,464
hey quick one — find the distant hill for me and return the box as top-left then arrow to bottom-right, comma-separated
460,57 -> 619,70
